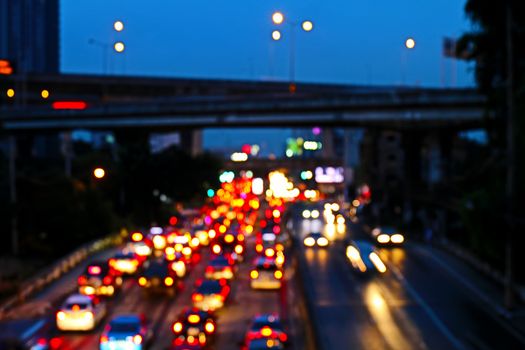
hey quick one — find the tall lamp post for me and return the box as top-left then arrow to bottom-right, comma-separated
271,12 -> 314,85
88,20 -> 126,74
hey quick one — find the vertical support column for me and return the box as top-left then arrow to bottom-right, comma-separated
191,129 -> 203,157
8,135 -> 18,256
321,127 -> 335,160
62,131 -> 73,177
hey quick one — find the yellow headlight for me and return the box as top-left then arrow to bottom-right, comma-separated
304,237 -> 315,247
377,234 -> 390,244
391,234 -> 404,244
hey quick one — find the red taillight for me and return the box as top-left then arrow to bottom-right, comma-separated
37,338 -> 47,346
280,333 -> 288,342
78,275 -> 87,285
103,276 -> 112,285
100,335 -> 109,343
193,293 -> 203,301
49,337 -> 63,349
205,266 -> 214,274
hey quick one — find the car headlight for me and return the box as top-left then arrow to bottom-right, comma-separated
369,252 -> 387,273
316,237 -> 329,246
303,237 -> 315,247
377,234 -> 390,244
391,234 -> 404,244
302,210 -> 311,219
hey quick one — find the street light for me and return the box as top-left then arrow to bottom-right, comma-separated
114,41 -> 125,53
93,167 -> 106,179
405,38 -> 416,49
114,20 -> 124,32
271,12 -> 314,84
41,89 -> 50,99
272,12 -> 284,25
6,88 -> 15,98
302,20 -> 314,32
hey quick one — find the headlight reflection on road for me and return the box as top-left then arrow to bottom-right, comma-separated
364,283 -> 413,350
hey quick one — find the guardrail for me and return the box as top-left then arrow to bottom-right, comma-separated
0,233 -> 123,319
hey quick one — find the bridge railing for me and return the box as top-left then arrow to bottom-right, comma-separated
0,232 -> 123,320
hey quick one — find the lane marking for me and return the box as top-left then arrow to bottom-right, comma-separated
387,263 -> 466,350
414,245 -> 525,344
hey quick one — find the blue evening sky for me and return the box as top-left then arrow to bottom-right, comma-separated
60,0 -> 475,154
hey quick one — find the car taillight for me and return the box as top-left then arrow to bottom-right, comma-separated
133,334 -> 142,345
205,266 -> 214,274
280,333 -> 288,342
138,277 -> 147,286
234,245 -> 243,254
261,326 -> 272,337
109,259 -> 116,267
164,277 -> 174,286
103,276 -> 112,285
56,311 -> 66,320
223,266 -> 232,273
100,335 -> 109,343
36,338 -> 47,346
250,270 -> 259,279
49,337 -> 63,349
255,244 -> 263,253
78,275 -> 87,285
173,322 -> 183,333
205,322 -> 215,333
274,270 -> 283,280
193,293 -> 204,301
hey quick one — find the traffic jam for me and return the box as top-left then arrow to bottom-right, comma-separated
48,172 -> 292,350
0,170 -> 395,350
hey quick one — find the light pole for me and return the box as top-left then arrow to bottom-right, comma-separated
401,37 -> 416,85
88,20 -> 126,74
271,12 -> 314,84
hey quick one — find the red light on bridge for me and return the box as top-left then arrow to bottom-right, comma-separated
52,101 -> 87,110
0,59 -> 13,75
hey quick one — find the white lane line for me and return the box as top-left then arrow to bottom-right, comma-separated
414,245 -> 525,344
388,263 -> 466,350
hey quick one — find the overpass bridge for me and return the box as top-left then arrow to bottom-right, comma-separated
0,74 -> 488,132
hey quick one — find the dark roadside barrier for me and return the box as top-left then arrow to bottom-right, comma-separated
0,233 -> 123,319
287,228 -> 324,350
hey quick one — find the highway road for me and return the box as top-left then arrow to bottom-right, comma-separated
292,210 -> 525,350
1,224 -> 311,350
3,203 -> 525,350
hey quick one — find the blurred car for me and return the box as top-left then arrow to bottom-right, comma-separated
211,232 -> 245,262
250,258 -> 283,290
302,232 -> 329,248
137,259 -> 178,297
244,314 -> 288,346
99,314 -> 152,350
78,261 -> 122,297
243,338 -> 284,350
0,318 -> 61,350
170,339 -> 204,350
171,308 -> 216,347
192,279 -> 230,311
167,257 -> 188,278
109,252 -> 140,275
204,255 -> 235,280
346,240 -> 387,274
371,226 -> 405,245
56,294 -> 106,332
127,241 -> 152,261
192,225 -> 210,246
